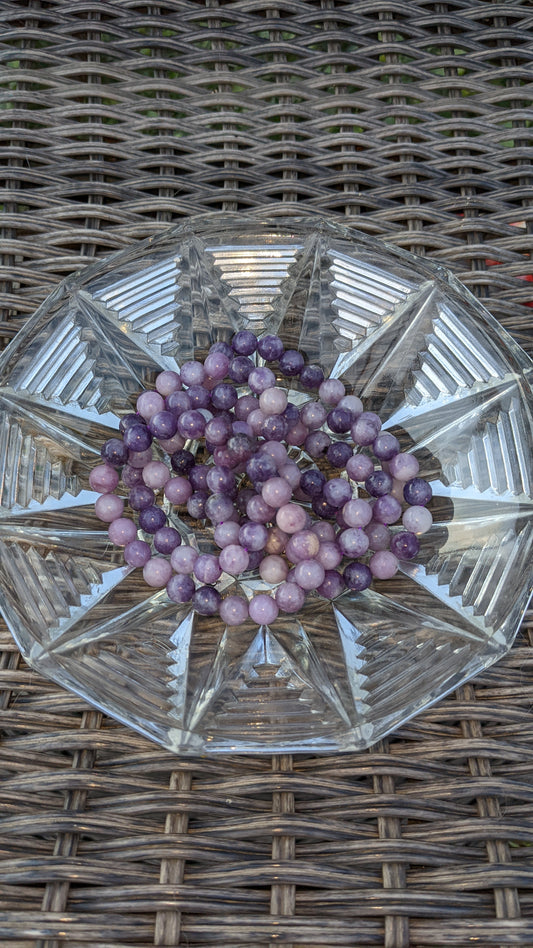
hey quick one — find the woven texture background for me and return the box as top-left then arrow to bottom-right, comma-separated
1,1 -> 532,946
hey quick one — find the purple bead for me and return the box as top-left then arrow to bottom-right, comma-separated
279,349 -> 304,377
388,452 -> 420,481
194,553 -> 223,585
153,526 -> 182,554
390,531 -> 420,559
123,539 -> 151,568
205,415 -> 232,446
246,494 -> 276,524
136,390 -> 165,419
299,364 -> 324,390
327,408 -> 352,433
227,433 -> 254,465
205,492 -> 235,524
311,495 -> 338,520
326,442 -> 352,468
121,464 -> 144,488
166,390 -> 191,414
123,424 -> 153,452
170,545 -> 198,574
165,476 -> 192,504
180,360 -> 205,387
318,378 -> 345,406
403,477 -> 433,506
192,585 -> 222,616
128,447 -> 153,469
246,452 -> 277,484
373,432 -> 401,461
317,569 -> 346,599
206,465 -> 236,494
177,409 -> 206,439
209,340 -> 234,359
300,469 -> 326,498
138,505 -> 166,534
218,543 -> 250,575
365,470 -> 393,497
186,384 -> 211,410
119,413 -> 145,434
170,449 -> 195,475
239,521 -> 268,551
343,562 -> 372,591
188,463 -> 209,492
149,411 -> 178,440
257,333 -> 284,361
187,490 -> 209,519
248,366 -> 276,394
204,351 -> 230,380
260,415 -> 288,442
229,355 -> 254,383
372,494 -> 402,525
351,411 -> 382,446
346,453 -> 375,482
232,420 -> 253,438
275,581 -> 306,613
95,493 -> 124,522
338,527 -> 370,557
101,437 -> 128,468
365,521 -> 391,552
283,402 -> 300,425
247,549 -> 263,571
305,431 -> 331,457
249,593 -> 279,625
128,485 -> 155,510
300,401 -> 327,430
232,329 -> 257,355
155,370 -> 182,395
214,521 -> 241,548
235,394 -> 259,419
369,551 -> 399,580
323,477 -> 353,508
143,556 -> 173,588
167,573 -> 195,603
211,382 -> 238,411
220,596 -> 249,626
89,463 -> 120,493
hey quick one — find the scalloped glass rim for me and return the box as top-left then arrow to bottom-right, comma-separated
0,211 -> 532,755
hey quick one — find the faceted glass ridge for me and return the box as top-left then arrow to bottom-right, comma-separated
0,213 -> 532,754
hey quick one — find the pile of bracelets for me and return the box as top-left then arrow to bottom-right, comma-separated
90,330 -> 433,626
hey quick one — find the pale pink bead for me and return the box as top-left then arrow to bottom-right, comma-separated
108,517 -> 137,546
136,390 -> 165,419
402,505 -> 433,534
261,476 -> 292,507
286,421 -> 309,446
155,370 -> 181,396
94,493 -> 124,522
158,433 -> 186,453
276,503 -> 307,534
259,554 -> 289,584
219,544 -> 250,575
89,463 -> 119,493
247,409 -> 266,435
143,557 -> 173,587
164,477 -> 192,504
142,461 -> 170,489
170,545 -> 198,574
249,594 -> 279,625
265,526 -> 289,554
315,541 -> 343,570
388,452 -> 420,481
369,550 -> 399,580
342,498 -> 373,528
259,386 -> 287,415
294,559 -> 325,591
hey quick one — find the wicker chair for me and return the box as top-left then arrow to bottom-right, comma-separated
1,2 -> 532,946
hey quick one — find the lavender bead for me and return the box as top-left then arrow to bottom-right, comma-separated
153,526 -> 182,554
180,360 -> 205,387
229,355 -> 254,383
259,554 -> 288,584
138,505 -> 166,534
155,370 -> 182,395
279,349 -> 304,377
89,463 -> 119,493
211,382 -> 238,411
311,521 -> 336,542
275,581 -> 306,613
249,594 -> 279,625
323,477 -> 352,508
186,384 -> 211,410
343,562 -> 372,591
214,521 -> 241,548
257,334 -> 284,361
239,521 -> 268,551
326,442 -> 352,468
187,491 -> 209,519
119,412 -> 145,434
300,364 -> 324,389
327,408 -> 352,433
390,531 -> 420,559
365,521 -> 391,551
124,539 -> 151,568
219,596 -> 249,626
205,492 -> 235,524
342,498 -> 373,528
276,503 -> 307,534
167,573 -> 195,603
351,411 -> 382,446
232,329 -> 257,355
94,489 -> 123,522
108,518 -> 137,546
164,476 -> 192,504
206,465 -> 236,494
101,437 -> 129,468
194,553 -> 223,585
246,494 -> 276,524
315,541 -> 343,570
136,390 -> 165,419
262,476 -> 292,507
305,430 -> 331,458
192,585 -> 222,616
346,453 -> 375,482
143,557 -> 173,588
259,440 -> 287,467
177,409 -> 206,439
300,401 -> 327,430
142,461 -> 170,489
337,395 -> 363,416
170,449 -> 195,475
388,452 -> 420,481
248,366 -> 276,394
128,485 -> 155,510
232,420 -> 253,438
373,432 -> 400,461
246,409 -> 266,436
204,351 -> 230,380
158,432 -> 186,454
259,386 -> 287,416
372,494 -> 402,525
285,529 -> 320,564
369,551 -> 399,580
294,559 -> 325,591
219,544 -> 250,575
318,378 -> 345,405
227,433 -> 254,464
128,449 -> 155,470
402,505 -> 433,535
279,460 -> 301,489
317,570 -> 345,599
365,470 -> 393,497
235,394 -> 259,420
338,527 -> 370,558
170,545 -> 198,574
166,390 -> 191,414
403,477 -> 433,506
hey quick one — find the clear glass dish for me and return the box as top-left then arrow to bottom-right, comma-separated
0,213 -> 532,754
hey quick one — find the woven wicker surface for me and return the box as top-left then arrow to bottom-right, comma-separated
1,1 -> 532,946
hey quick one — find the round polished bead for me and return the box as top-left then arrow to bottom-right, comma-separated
285,529 -> 320,563
337,395 -> 363,416
160,433 -> 187,455
323,477 -> 352,508
343,562 -> 372,591
143,557 -> 172,588
294,559 -> 325,591
128,447 -> 154,469
311,495 -> 338,520
153,526 -> 182,555
214,521 -> 241,548
276,503 -> 307,534
365,521 -> 391,551
205,466 -> 235,496
248,366 -> 276,394
265,526 -> 289,554
205,492 -> 235,524
239,521 -> 268,551
176,409 -> 206,439
188,464 -> 209,493
235,394 -> 259,419
402,505 -> 433,535
220,595 -> 249,626
369,551 -> 399,579
257,334 -> 284,361
204,351 -> 230,380
351,411 -> 382,446
388,452 -> 420,481
259,554 -> 288,584
275,581 -> 306,613
226,433 -> 254,465
300,469 -> 326,498
372,494 -> 402,525
315,540 -> 343,570
304,430 -> 331,457
166,390 -> 191,414
90,463 -> 119,493
101,437 -> 129,467
187,491 -> 209,519
164,476 -> 192,504
142,461 -> 170,489
185,384 -> 211,410
342,498 -> 373,528
403,477 -> 433,506
326,442 -> 352,468
299,364 -> 324,389
229,355 -> 254,383
249,594 -> 279,625
365,470 -> 393,497
311,521 -> 336,542
318,378 -> 345,405
180,360 -> 205,386
128,485 -> 155,510
123,539 -> 151,568
259,386 -> 287,415
279,349 -> 304,377
170,449 -> 195,475
286,421 -> 308,446
246,495 -> 276,524
246,409 -> 266,436
219,544 -> 250,575
278,460 -> 301,489
211,382 -> 238,411
166,573 -> 195,603
261,476 -> 292,507
346,454 -> 375,482
390,531 -> 420,559
192,585 -> 222,616
300,401 -> 327,430
209,340 -> 234,359
317,569 -> 345,599
259,440 -> 287,467
373,432 -> 400,461
260,414 -> 288,442
138,505 -> 166,534
170,545 -> 198,574
136,390 -> 165,419
327,408 -> 352,433
232,329 -> 257,355
338,527 -> 370,558
123,424 -> 153,452
119,413 -> 145,434
194,553 -> 223,585
108,517 -> 137,546
155,370 -> 182,396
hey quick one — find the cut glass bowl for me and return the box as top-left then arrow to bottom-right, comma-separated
0,213 -> 532,754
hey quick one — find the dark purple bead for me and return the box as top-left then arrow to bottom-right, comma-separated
283,402 -> 300,425
343,562 -> 372,591
101,437 -> 129,467
170,449 -> 195,475
311,495 -> 338,519
211,382 -> 238,411
209,340 -> 234,359
186,384 -> 211,410
149,410 -> 178,440
128,485 -> 155,510
138,505 -> 166,533
188,463 -> 209,492
300,468 -> 326,497
206,464 -> 236,494
403,477 -> 433,506
187,490 -> 209,519
121,464 -> 144,488
229,355 -> 254,383
212,445 -> 236,469
317,569 -> 345,599
365,470 -> 393,497
279,349 -> 305,377
390,531 -> 420,560
167,573 -> 195,603
119,413 -> 145,434
300,364 -> 324,390
153,526 -> 182,554
246,453 -> 277,484
373,432 -> 400,461
237,487 -> 256,514
260,414 -> 288,442
177,409 -> 206,439
123,424 -> 153,452
227,433 -> 254,464
247,549 -> 263,571
192,584 -> 222,616
232,329 -> 257,356
257,334 -> 284,361
327,408 -> 352,434
166,390 -> 191,414
326,441 -> 353,468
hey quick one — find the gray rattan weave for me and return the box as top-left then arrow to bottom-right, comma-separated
1,2 -> 532,946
